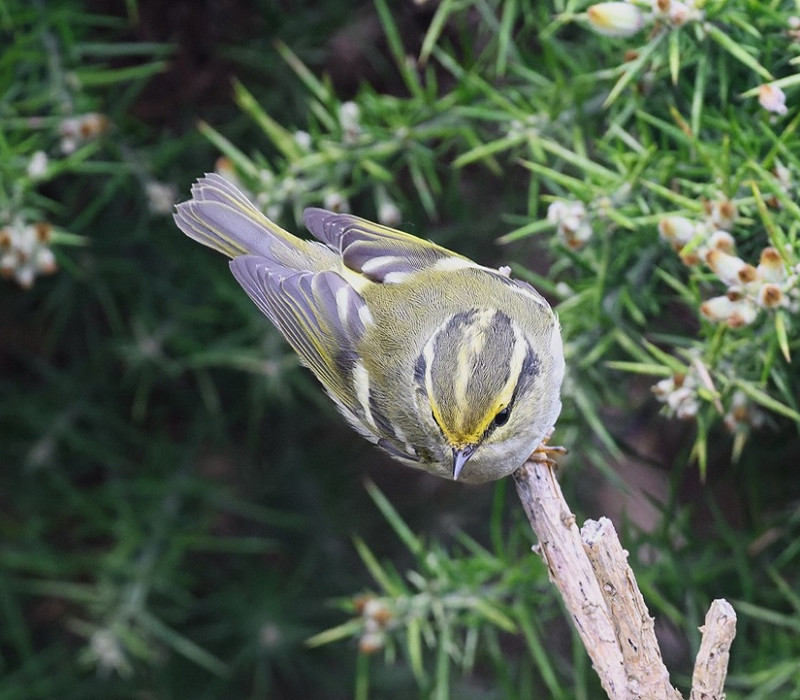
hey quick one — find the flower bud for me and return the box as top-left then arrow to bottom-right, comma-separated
547,200 -> 585,226
759,84 -> 788,115
27,151 -> 49,180
15,264 -> 35,289
34,222 -> 53,244
293,130 -> 312,150
757,283 -> 784,308
679,249 -> 701,266
548,200 -> 592,249
708,230 -> 735,253
773,162 -> 791,189
706,249 -> 757,286
561,220 -> 594,249
700,295 -> 736,322
339,101 -> 361,143
667,0 -> 694,26
700,295 -> 758,327
35,247 -> 57,275
586,2 -> 645,37
359,631 -> 384,654
726,302 -> 758,327
652,376 -> 675,399
757,247 -> 785,282
378,200 -> 402,227
706,199 -> 737,229
658,215 -> 697,247
363,598 -> 393,626
324,191 -> 349,213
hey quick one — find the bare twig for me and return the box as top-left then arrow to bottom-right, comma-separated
582,517 -> 683,700
513,453 -> 736,700
690,600 -> 737,700
512,460 -> 628,699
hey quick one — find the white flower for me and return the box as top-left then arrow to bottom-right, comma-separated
658,215 -> 697,248
756,283 -> 784,309
548,200 -> 592,249
378,199 -> 402,226
705,199 -> 737,230
758,83 -> 788,115
144,181 -> 177,216
724,390 -> 765,432
88,628 -> 129,674
700,294 -> 758,327
58,113 -> 110,153
0,220 -> 57,288
293,130 -> 312,150
708,230 -> 735,253
774,162 -> 792,189
27,151 -> 49,179
547,200 -> 585,226
586,2 -> 645,38
324,191 -> 349,213
705,249 -> 757,287
757,247 -> 785,283
653,374 -> 699,420
339,101 -> 361,143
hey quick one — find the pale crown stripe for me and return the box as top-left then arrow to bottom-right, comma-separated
453,308 -> 495,410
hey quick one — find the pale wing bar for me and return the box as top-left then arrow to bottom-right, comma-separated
303,208 -> 465,283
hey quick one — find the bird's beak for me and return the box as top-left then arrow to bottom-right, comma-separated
452,445 -> 478,480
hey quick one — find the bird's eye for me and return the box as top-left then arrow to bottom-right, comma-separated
493,407 -> 511,427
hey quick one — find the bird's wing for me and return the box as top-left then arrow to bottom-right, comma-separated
303,208 -> 478,284
303,208 -> 551,307
229,255 -> 372,425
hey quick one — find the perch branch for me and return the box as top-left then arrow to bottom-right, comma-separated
512,452 -> 736,700
512,460 -> 628,698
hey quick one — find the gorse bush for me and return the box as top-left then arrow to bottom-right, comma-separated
2,0 -> 799,698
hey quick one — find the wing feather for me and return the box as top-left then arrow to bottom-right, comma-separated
303,208 -> 475,283
230,255 -> 371,416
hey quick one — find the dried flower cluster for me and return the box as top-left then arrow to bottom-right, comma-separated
0,219 -> 57,288
58,112 -> 110,154
585,0 -> 702,39
547,199 -> 593,249
758,83 -> 789,115
723,389 -> 765,434
354,595 -> 393,654
652,371 -> 701,420
653,363 -> 764,432
658,201 -> 798,328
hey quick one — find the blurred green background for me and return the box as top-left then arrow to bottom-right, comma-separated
2,1 -> 800,698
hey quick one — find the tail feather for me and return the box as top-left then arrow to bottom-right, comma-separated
174,174 -> 295,259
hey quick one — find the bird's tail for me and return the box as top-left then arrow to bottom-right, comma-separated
173,173 -> 298,260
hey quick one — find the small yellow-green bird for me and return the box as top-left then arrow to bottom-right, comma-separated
174,174 -> 564,483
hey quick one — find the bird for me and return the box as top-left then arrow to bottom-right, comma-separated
174,174 -> 564,483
